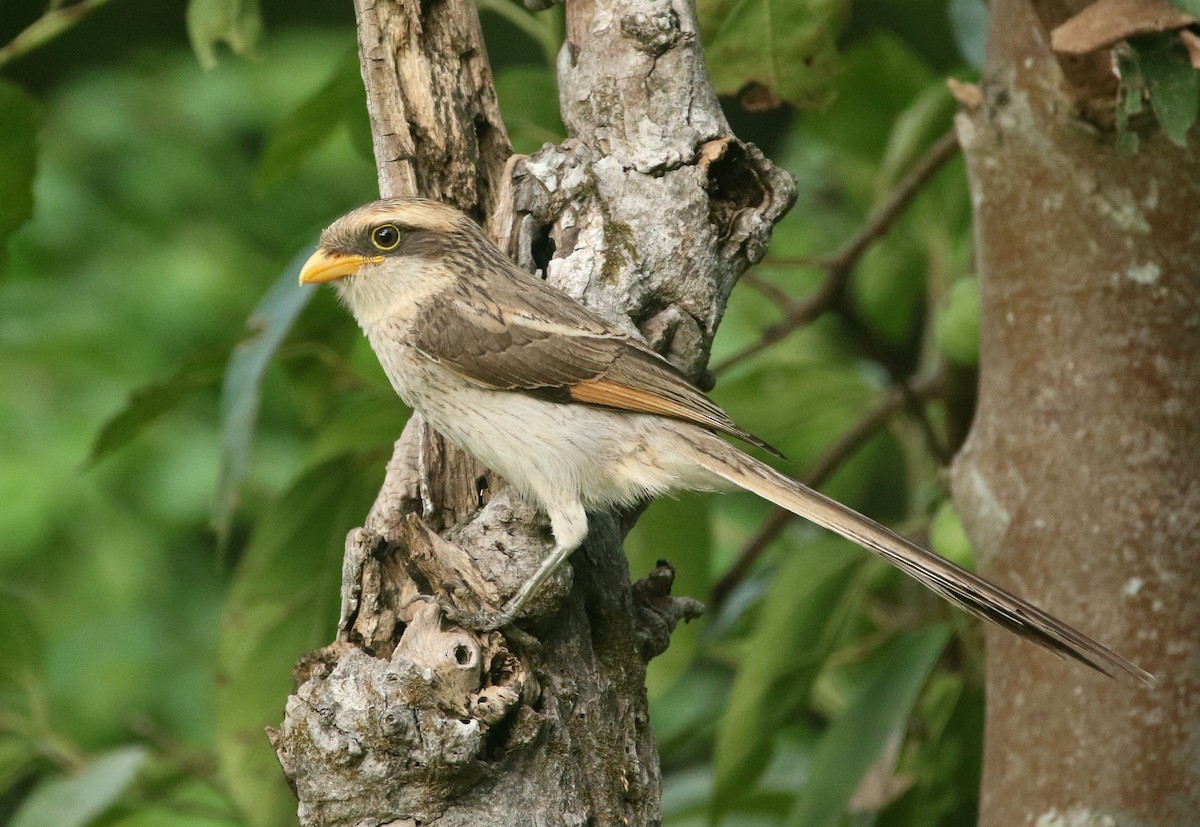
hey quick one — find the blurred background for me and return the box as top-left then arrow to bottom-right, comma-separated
0,0 -> 988,824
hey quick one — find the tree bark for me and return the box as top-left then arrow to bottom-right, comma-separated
951,1 -> 1200,824
267,0 -> 793,824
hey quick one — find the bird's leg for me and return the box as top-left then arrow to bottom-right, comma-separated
440,501 -> 588,633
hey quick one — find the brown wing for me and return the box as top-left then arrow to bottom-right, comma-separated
413,266 -> 782,457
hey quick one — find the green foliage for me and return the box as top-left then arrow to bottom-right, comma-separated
257,49 -> 372,190
0,21 -> 375,826
698,0 -> 849,108
86,354 -> 227,468
712,540 -> 862,805
213,251 -> 316,549
216,453 -> 385,827
799,32 -> 939,163
947,0 -> 988,69
1117,33 -> 1200,152
10,747 -> 147,827
785,625 -> 950,827
625,495 -> 714,695
1137,33 -> 1200,147
660,15 -> 981,825
187,0 -> 263,70
494,65 -> 567,154
929,501 -> 973,571
1165,0 -> 1200,15
0,79 -> 38,274
935,277 -> 980,368
874,81 -> 956,197
1117,47 -> 1148,155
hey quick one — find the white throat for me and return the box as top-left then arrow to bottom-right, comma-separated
334,256 -> 446,334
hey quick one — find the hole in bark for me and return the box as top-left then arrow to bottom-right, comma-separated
531,224 -> 556,277
632,296 -> 669,329
473,115 -> 496,166
474,114 -> 491,141
707,141 -> 766,216
475,474 -> 489,508
481,699 -> 522,759
453,644 -> 474,667
706,141 -> 769,244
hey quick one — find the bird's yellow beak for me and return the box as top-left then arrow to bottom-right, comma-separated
297,249 -> 383,285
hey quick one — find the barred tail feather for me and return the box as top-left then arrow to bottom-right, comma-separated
690,438 -> 1154,687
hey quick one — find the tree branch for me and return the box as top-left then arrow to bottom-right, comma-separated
714,128 -> 960,374
0,0 -> 114,68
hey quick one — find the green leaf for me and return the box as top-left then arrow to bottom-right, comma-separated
1134,33 -> 1200,147
800,32 -> 936,163
307,388 -> 408,465
106,777 -> 245,827
874,82 -> 956,199
212,247 -> 315,547
929,501 -> 974,571
0,734 -> 38,796
0,80 -> 39,275
934,276 -> 980,368
876,672 -> 983,826
851,237 -> 926,348
785,625 -> 951,827
186,0 -> 263,71
0,588 -> 43,679
257,49 -> 369,190
10,746 -> 147,827
712,539 -> 861,806
1164,0 -> 1200,16
698,0 -> 850,109
650,667 -> 728,758
625,494 -> 712,698
215,454 -> 382,827
86,354 -> 226,467
948,0 -> 988,70
1116,46 -> 1147,155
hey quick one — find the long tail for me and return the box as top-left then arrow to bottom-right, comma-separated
689,437 -> 1154,687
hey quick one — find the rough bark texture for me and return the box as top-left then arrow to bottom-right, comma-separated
268,0 -> 794,824
950,1 -> 1200,825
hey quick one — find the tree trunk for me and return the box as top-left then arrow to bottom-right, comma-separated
951,1 -> 1200,824
267,0 -> 794,824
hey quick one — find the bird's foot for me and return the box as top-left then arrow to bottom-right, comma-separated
440,605 -> 515,633
403,594 -> 515,633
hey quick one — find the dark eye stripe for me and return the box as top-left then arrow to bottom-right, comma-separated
372,224 -> 401,251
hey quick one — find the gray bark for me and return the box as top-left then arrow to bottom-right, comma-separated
951,1 -> 1200,824
268,0 -> 794,824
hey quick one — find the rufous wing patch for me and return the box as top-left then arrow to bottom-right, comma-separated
569,379 -> 718,425
567,373 -> 785,459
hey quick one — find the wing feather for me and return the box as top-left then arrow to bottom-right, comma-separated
412,267 -> 781,456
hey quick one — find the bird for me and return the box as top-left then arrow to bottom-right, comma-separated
298,196 -> 1152,687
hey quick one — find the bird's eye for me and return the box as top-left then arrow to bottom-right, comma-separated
371,224 -> 401,251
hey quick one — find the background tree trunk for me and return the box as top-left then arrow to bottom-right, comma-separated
267,0 -> 793,824
951,1 -> 1200,824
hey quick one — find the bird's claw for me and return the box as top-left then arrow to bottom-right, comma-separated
441,605 -> 515,633
403,594 -> 515,633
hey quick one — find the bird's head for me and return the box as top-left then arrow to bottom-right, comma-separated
299,198 -> 487,325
